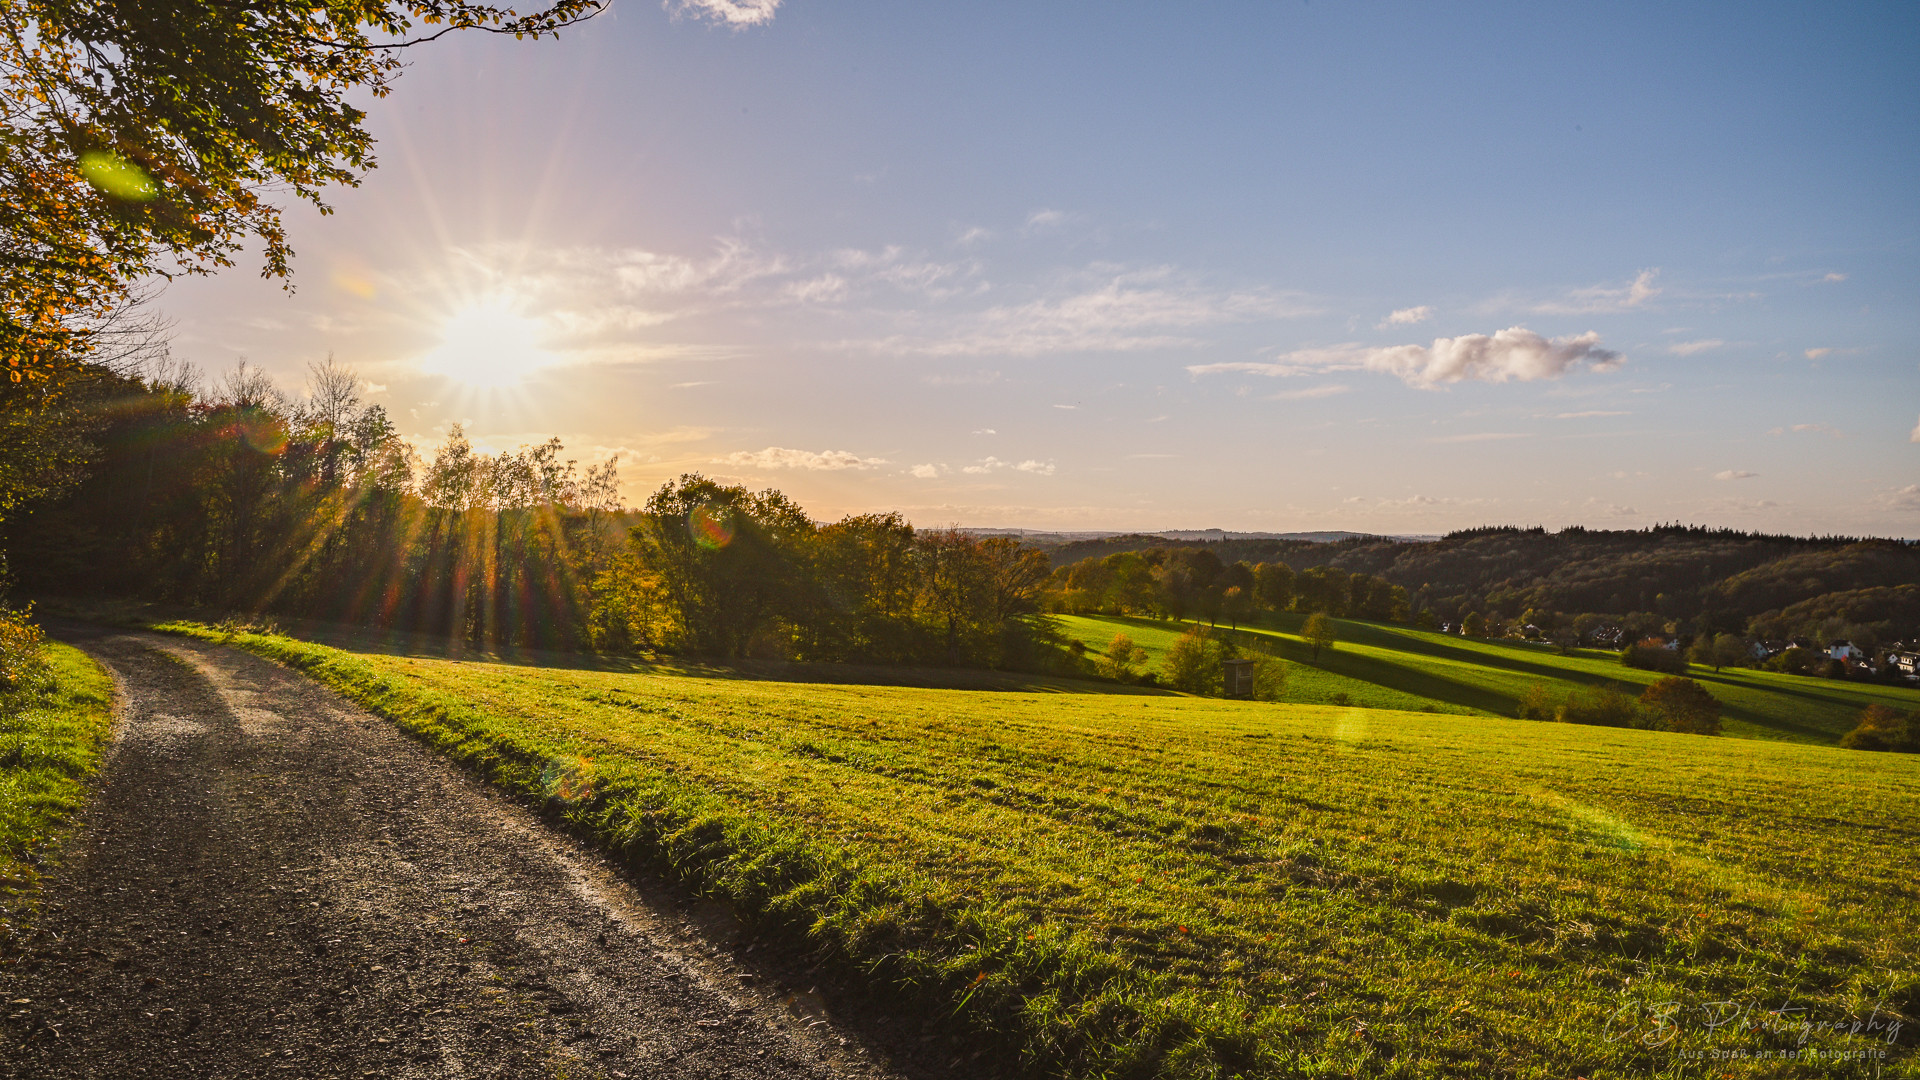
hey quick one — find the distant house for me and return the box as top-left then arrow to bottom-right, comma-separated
1889,650 -> 1920,680
1829,641 -> 1863,663
1751,640 -> 1783,661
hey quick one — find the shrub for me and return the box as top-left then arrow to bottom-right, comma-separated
1161,625 -> 1226,695
1557,686 -> 1643,727
0,608 -> 48,695
1840,704 -> 1919,753
1517,682 -> 1557,721
1621,640 -> 1687,675
1097,634 -> 1148,683
1639,677 -> 1721,735
1250,654 -> 1288,701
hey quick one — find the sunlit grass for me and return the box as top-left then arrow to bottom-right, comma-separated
1059,612 -> 1920,743
0,643 -> 116,945
164,621 -> 1920,1078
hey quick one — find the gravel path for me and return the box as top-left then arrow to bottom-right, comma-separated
1,627 -> 953,1079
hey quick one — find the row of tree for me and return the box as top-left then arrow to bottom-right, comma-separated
1042,548 -> 1409,625
5,365 -> 1055,668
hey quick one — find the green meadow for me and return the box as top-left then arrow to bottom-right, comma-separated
0,642 -> 116,944
164,621 -> 1919,1079
1057,612 -> 1920,744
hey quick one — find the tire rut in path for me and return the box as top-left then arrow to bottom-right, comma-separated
1,627 -> 942,1079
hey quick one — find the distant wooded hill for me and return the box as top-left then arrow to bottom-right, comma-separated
1043,526 -> 1920,642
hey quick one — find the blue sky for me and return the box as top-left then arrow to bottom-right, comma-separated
162,0 -> 1920,533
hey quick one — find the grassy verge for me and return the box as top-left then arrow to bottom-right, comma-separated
158,620 -> 1919,1078
0,642 -> 117,948
1059,613 -> 1920,743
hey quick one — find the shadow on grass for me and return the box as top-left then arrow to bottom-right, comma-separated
37,595 -> 1173,698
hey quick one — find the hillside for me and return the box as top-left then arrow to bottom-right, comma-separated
1045,526 -> 1920,643
158,622 -> 1920,1079
1059,613 -> 1920,744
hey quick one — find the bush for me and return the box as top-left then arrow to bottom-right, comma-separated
0,608 -> 48,695
1557,686 -> 1644,727
1621,640 -> 1687,675
1161,625 -> 1226,695
1517,682 -> 1557,721
1250,654 -> 1288,701
1096,634 -> 1148,683
1840,704 -> 1919,753
1639,677 -> 1721,735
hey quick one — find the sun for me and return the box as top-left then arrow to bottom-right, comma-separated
418,296 -> 557,389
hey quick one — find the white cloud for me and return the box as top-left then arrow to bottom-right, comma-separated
1824,272 -> 1848,283
666,0 -> 780,26
1668,339 -> 1723,356
1384,305 -> 1432,325
1013,460 -> 1056,475
972,428 -> 996,435
717,447 -> 887,471
1191,327 -> 1621,389
1885,484 -> 1920,512
1531,269 -> 1661,314
1910,415 -> 1920,443
1025,209 -> 1065,229
956,226 -> 993,247
908,463 -> 941,479
1052,404 -> 1077,410
961,457 -> 1002,475
1267,384 -> 1351,401
1713,470 -> 1758,481
1804,347 -> 1833,360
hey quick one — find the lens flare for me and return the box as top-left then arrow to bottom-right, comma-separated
690,504 -> 735,549
236,413 -> 288,454
79,150 -> 158,201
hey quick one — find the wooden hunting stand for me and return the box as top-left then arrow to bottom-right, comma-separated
1222,658 -> 1256,700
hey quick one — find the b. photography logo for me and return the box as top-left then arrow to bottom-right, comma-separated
1606,998 -> 1905,1050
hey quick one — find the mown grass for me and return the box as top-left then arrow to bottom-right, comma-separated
0,642 -> 117,947
159,620 -> 1919,1078
1059,613 -> 1920,744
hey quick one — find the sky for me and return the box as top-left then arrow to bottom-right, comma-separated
157,0 -> 1920,535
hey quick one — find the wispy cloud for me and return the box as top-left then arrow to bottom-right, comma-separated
1768,423 -> 1843,439
1427,432 -> 1531,444
908,463 -> 941,479
1383,305 -> 1432,326
1668,339 -> 1723,356
1823,272 -> 1848,283
1191,327 -> 1621,389
1025,209 -> 1066,230
666,0 -> 781,27
960,456 -> 1056,476
1267,384 -> 1351,401
1713,469 -> 1758,480
1912,415 -> 1920,444
717,447 -> 887,471
1531,269 -> 1661,314
1804,347 -> 1832,360
865,266 -> 1315,357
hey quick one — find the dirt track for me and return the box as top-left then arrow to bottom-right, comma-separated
1,627 -> 953,1079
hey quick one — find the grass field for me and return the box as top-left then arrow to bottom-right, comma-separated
1058,613 -> 1920,744
161,620 -> 1919,1079
0,642 -> 116,947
